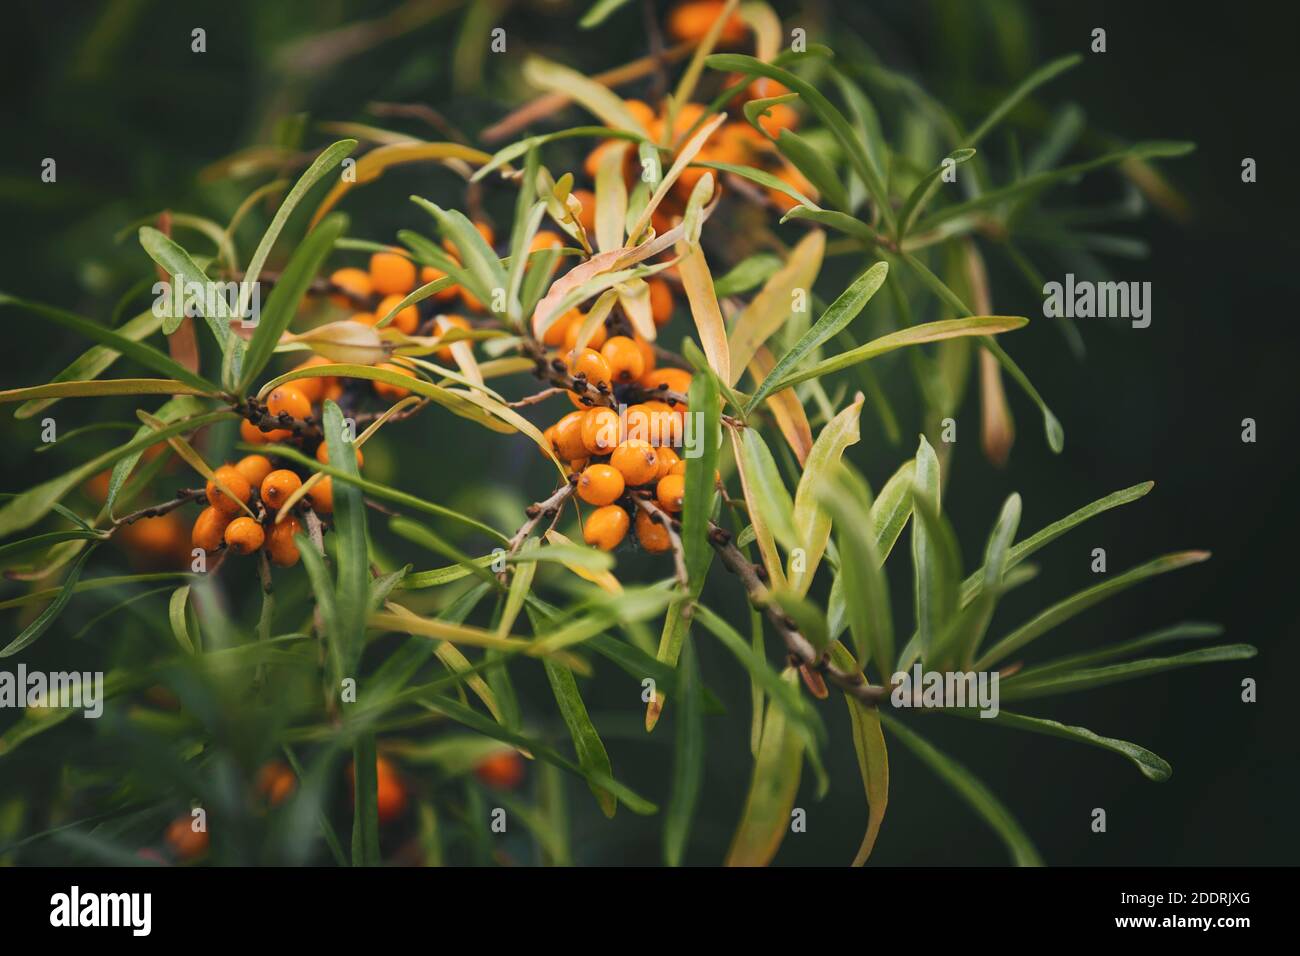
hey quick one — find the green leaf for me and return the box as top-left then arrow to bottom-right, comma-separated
136,228 -> 233,366
880,713 -> 1042,866
746,261 -> 888,412
788,393 -> 863,595
473,126 -> 645,183
829,641 -> 888,865
411,198 -> 509,315
725,667 -> 805,866
351,733 -> 381,866
1000,644 -> 1256,700
896,147 -> 976,238
966,54 -> 1083,147
0,378 -> 211,404
663,638 -> 705,866
1010,621 -> 1224,679
736,426 -> 797,552
681,368 -> 721,590
971,710 -> 1171,782
166,585 -> 197,654
728,229 -> 824,382
0,545 -> 98,658
775,128 -> 851,211
0,295 -> 216,394
324,400 -> 370,678
713,253 -> 783,297
819,467 -> 893,677
770,590 -> 830,654
974,550 -> 1212,669
239,212 -> 348,390
389,516 -> 503,592
579,0 -> 633,29
911,436 -> 959,662
522,56 -> 654,137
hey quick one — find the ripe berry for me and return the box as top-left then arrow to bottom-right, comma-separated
260,469 -> 303,510
240,414 -> 283,443
373,362 -> 416,400
635,508 -> 672,553
475,751 -> 526,789
233,454 -> 273,489
668,459 -> 688,477
191,506 -> 231,552
347,756 -> 408,823
667,1 -> 747,44
649,278 -> 674,326
370,250 -> 416,296
267,384 -> 312,421
601,336 -> 645,384
256,760 -> 297,808
756,102 -> 799,138
287,356 -> 336,402
551,411 -> 588,462
657,473 -> 686,512
564,314 -> 607,352
164,815 -> 209,862
611,440 -> 660,487
434,314 -> 471,362
316,442 -> 364,468
655,445 -> 681,479
570,189 -> 596,234
577,463 -> 625,506
377,293 -> 419,334
542,308 -> 578,347
625,402 -> 676,446
767,165 -> 815,212
224,516 -> 266,555
568,348 -> 611,390
581,406 -> 622,456
639,367 -> 693,396
634,336 -> 656,376
267,516 -> 302,567
308,477 -> 334,514
206,465 -> 251,516
583,504 -> 630,551
351,311 -> 378,325
329,267 -> 373,308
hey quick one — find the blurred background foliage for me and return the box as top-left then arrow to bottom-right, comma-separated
0,0 -> 1293,864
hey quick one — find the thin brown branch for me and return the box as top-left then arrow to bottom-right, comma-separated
632,493 -> 688,589
111,489 -> 206,529
503,478 -> 579,568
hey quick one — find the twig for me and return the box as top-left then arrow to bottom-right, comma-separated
238,398 -> 323,442
111,489 -> 206,529
508,387 -> 565,408
504,479 -> 578,562
632,493 -> 688,589
706,521 -> 890,706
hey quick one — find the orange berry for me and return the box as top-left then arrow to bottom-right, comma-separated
370,250 -> 416,296
660,102 -> 707,144
551,411 -> 589,462
191,506 -> 231,552
581,406 -> 622,456
434,314 -> 471,363
624,99 -> 657,130
308,477 -> 334,514
570,188 -> 596,234
583,505 -> 630,551
260,469 -> 302,510
223,516 -> 266,555
601,336 -> 645,384
287,356 -> 336,403
377,293 -> 419,334
315,442 -> 364,468
267,516 -> 302,567
568,348 -> 612,391
633,336 -> 656,375
530,230 -> 564,253
351,311 -> 378,326
566,457 -> 590,475
756,102 -> 799,139
373,362 -> 416,401
475,751 -> 527,789
206,465 -> 251,516
657,473 -> 686,512
667,0 -> 747,44
267,384 -> 312,422
164,815 -> 209,861
668,458 -> 688,477
459,285 -> 485,313
611,439 -> 660,486
419,265 -> 461,302
584,138 -> 626,179
256,761 -> 297,808
648,278 -> 674,327
635,508 -> 672,553
233,454 -> 273,489
542,307 -> 578,347
577,463 -> 625,506
564,314 -> 607,353
376,757 -> 408,822
329,267 -> 373,308
640,367 -> 693,396
654,444 -> 681,480
624,402 -> 678,446
767,165 -> 815,212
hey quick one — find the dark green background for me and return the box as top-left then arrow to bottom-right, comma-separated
0,0 -> 1294,865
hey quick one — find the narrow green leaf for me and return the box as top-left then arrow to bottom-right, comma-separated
0,545 -> 98,658
167,585 -> 196,655
775,129 -> 851,211
819,467 -> 893,677
664,638 -> 705,866
1000,644 -> 1256,700
789,393 -> 863,595
971,710 -> 1171,782
324,400 -> 370,677
911,435 -> 959,661
681,369 -> 720,589
896,147 -> 976,238
351,734 -> 381,866
1011,621 -> 1224,679
829,641 -> 888,865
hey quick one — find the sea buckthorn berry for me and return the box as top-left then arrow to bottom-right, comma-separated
668,459 -> 688,477
165,815 -> 209,862
459,285 -> 485,313
541,307 -> 577,347
564,315 -> 607,352
570,188 -> 596,234
308,477 -> 333,514
373,362 -> 416,401
635,508 -> 672,553
442,221 -> 495,258
267,384 -> 312,422
633,336 -> 656,376
260,469 -> 303,510
541,425 -> 557,457
628,400 -> 678,446
377,293 -> 419,335
577,463 -> 625,506
530,230 -> 564,253
434,314 -> 471,362
566,457 -> 590,475
601,336 -> 645,384
656,445 -> 682,479
581,407 -> 622,456
756,102 -> 799,139
475,751 -> 527,789
640,367 -> 693,396
648,277 -> 674,327
419,265 -> 461,302
223,516 -> 266,555
722,120 -> 769,158
551,411 -> 588,461
624,99 -> 657,130
328,267 -> 372,308
583,505 -> 630,552
657,473 -> 686,512
287,356 -> 336,402
611,439 -> 660,486
568,348 -> 611,390
667,0 -> 747,44
239,418 -> 269,445
315,442 -> 364,468
267,516 -> 302,567
351,311 -> 378,326
191,506 -> 231,552
233,454 -> 273,489
256,760 -> 297,808
206,465 -> 251,516
348,756 -> 408,823
767,165 -> 815,212
370,250 -> 416,296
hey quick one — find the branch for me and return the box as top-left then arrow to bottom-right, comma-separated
504,478 -> 578,562
631,493 -> 687,589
